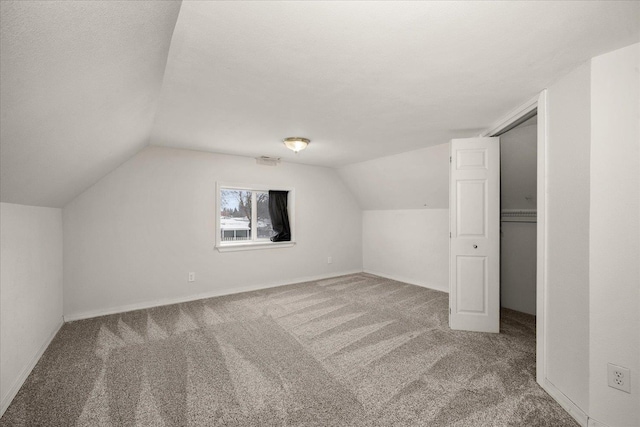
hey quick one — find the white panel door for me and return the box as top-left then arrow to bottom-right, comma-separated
449,137 -> 500,333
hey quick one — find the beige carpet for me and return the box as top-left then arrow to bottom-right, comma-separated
2,273 -> 577,426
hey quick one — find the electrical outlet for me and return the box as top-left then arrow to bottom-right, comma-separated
188,272 -> 195,282
607,363 -> 631,393
327,256 -> 332,264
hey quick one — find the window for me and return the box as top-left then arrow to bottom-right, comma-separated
216,183 -> 295,252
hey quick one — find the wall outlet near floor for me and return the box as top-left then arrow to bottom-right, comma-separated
327,256 -> 332,264
607,363 -> 630,393
188,272 -> 195,282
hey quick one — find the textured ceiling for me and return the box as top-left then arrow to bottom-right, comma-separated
150,0 -> 639,167
0,1 -> 181,207
1,1 -> 638,207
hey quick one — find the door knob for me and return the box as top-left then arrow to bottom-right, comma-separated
473,244 -> 478,249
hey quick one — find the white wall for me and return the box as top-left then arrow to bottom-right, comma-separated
500,222 -> 536,315
500,121 -> 537,315
362,209 -> 448,292
0,203 -> 63,416
542,43 -> 640,426
62,146 -> 362,319
500,120 -> 537,210
545,61 -> 591,412
589,43 -> 639,427
339,143 -> 450,293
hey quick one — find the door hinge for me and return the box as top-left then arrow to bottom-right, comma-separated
449,232 -> 451,238
449,307 -> 451,315
449,156 -> 452,163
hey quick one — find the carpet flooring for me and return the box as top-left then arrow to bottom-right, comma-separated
1,273 -> 577,426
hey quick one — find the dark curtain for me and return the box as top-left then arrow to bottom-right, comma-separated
268,190 -> 291,242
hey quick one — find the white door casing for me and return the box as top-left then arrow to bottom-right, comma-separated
481,91 -> 547,391
449,137 -> 500,333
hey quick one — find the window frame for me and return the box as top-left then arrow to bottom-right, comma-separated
215,182 -> 296,252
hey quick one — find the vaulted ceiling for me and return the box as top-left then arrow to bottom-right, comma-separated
0,1 -> 181,207
1,1 -> 638,207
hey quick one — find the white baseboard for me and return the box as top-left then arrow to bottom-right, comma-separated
542,378 -> 589,427
1,316 -> 64,417
63,269 -> 364,322
587,417 -> 610,427
363,269 -> 448,293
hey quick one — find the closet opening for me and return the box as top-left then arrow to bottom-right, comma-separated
480,92 -> 546,384
498,115 -> 538,320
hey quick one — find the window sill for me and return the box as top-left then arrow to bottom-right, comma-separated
215,241 -> 296,253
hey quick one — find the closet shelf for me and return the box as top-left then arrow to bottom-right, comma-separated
501,209 -> 537,223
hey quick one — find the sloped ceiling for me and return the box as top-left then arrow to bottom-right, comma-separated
0,1 -> 181,207
337,114 -> 539,211
150,1 -> 639,166
338,143 -> 450,210
1,1 -> 639,208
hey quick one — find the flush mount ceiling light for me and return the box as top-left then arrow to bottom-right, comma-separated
283,137 -> 310,153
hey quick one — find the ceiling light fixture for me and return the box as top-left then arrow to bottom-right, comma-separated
283,137 -> 310,153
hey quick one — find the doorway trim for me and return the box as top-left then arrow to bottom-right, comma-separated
480,91 -> 548,387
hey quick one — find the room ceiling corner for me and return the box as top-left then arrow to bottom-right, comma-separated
0,0 -> 182,208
